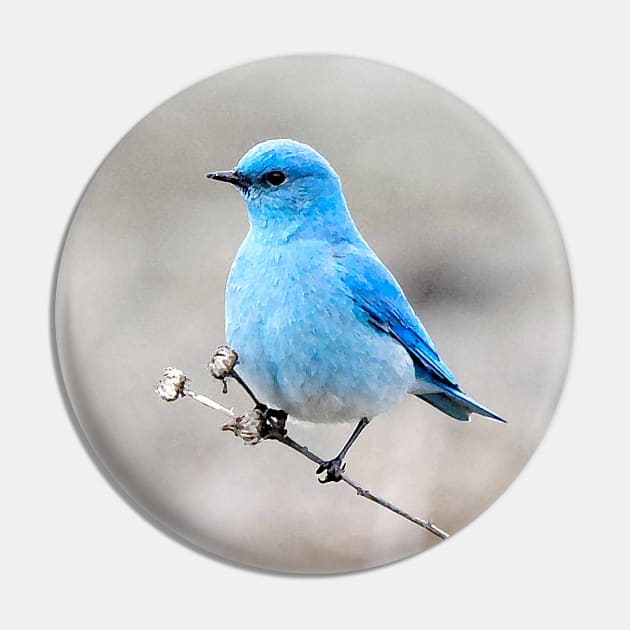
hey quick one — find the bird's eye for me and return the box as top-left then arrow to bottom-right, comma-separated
263,170 -> 286,186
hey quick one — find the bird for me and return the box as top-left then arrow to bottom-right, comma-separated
207,139 -> 505,482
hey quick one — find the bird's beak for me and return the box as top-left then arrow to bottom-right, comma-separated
206,169 -> 251,191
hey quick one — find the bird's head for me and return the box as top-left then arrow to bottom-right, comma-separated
207,139 -> 355,241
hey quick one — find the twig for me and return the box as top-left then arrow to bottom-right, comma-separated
267,433 -> 448,539
155,353 -> 450,540
341,475 -> 450,539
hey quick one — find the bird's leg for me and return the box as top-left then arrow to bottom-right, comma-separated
317,417 -> 371,484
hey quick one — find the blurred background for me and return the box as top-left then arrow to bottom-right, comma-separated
55,55 -> 572,573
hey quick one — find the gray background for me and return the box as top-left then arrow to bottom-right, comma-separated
55,55 -> 572,573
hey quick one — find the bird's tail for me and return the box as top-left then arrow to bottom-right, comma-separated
416,384 -> 507,423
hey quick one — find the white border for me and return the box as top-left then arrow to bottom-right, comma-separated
3,1 -> 628,627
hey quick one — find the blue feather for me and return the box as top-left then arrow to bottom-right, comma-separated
334,246 -> 458,387
213,138 -> 506,425
335,246 -> 506,423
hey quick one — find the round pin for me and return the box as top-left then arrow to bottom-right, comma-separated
55,55 -> 573,574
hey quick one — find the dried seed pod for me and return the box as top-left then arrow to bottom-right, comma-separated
155,367 -> 188,402
208,345 -> 239,380
221,408 -> 263,445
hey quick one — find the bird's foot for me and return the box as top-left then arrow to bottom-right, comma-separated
256,404 -> 288,440
316,457 -> 346,484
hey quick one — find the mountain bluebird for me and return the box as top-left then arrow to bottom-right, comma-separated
207,139 -> 505,482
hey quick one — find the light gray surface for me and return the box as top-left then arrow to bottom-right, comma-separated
55,55 -> 572,573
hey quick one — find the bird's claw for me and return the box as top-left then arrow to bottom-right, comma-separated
257,405 -> 288,439
316,457 -> 346,483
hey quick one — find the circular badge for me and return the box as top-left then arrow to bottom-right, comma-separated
55,55 -> 572,574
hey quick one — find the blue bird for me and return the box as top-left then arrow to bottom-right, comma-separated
207,139 -> 505,482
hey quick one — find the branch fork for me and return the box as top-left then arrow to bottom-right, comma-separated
155,346 -> 449,540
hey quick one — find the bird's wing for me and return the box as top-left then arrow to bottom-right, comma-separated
335,247 -> 458,387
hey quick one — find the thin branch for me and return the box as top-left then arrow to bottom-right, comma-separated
230,369 -> 263,407
185,387 -> 236,418
269,433 -> 448,539
340,475 -> 450,539
155,355 -> 450,540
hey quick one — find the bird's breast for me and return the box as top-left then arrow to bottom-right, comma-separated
224,238 -> 414,422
